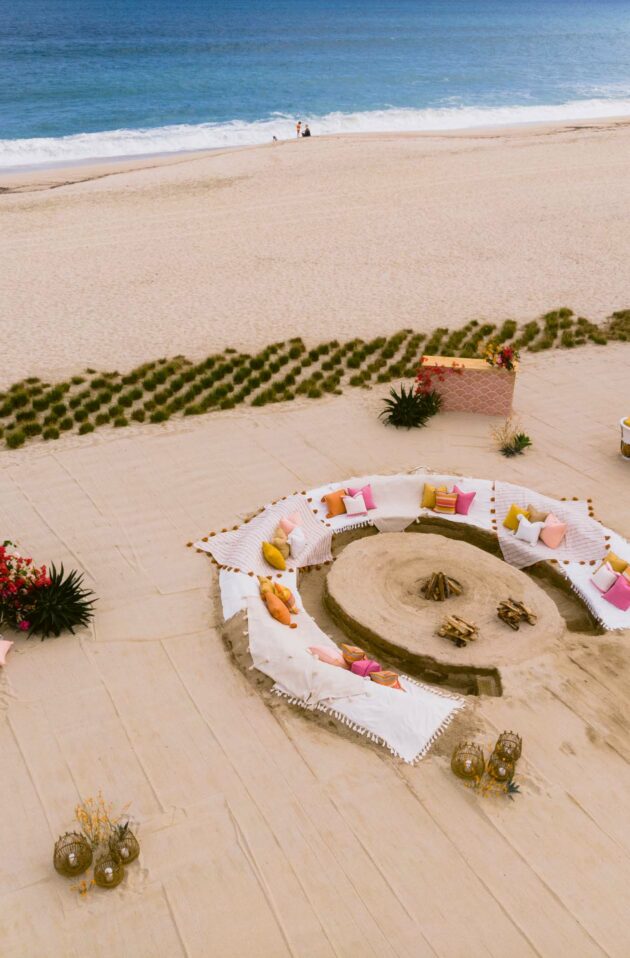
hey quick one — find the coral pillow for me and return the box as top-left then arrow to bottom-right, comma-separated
539,513 -> 567,549
370,671 -> 404,691
602,574 -> 630,612
308,646 -> 349,668
287,526 -> 306,558
453,485 -> 476,516
279,512 -> 302,535
262,541 -> 286,570
341,644 -> 366,664
347,484 -> 377,510
351,658 -> 381,677
322,489 -> 347,518
264,591 -> 296,627
503,504 -> 529,531
515,514 -> 544,545
343,493 -> 367,516
601,551 -> 628,574
527,503 -> 549,524
591,562 -> 618,593
422,483 -> 446,509
0,639 -> 13,667
434,492 -> 458,515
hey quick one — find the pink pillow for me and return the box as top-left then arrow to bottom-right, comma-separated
453,485 -> 476,516
279,512 -> 302,535
347,484 -> 376,510
602,575 -> 630,612
0,639 -> 14,666
539,513 -> 567,549
307,646 -> 349,668
350,658 -> 381,677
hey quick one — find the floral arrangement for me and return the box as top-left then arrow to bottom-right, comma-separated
483,342 -> 519,372
0,540 -> 50,632
0,540 -> 95,639
415,356 -> 464,395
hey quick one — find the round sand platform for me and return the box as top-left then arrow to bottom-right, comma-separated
325,533 -> 564,674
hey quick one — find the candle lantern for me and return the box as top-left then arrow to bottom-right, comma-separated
93,852 -> 125,889
109,823 -> 140,864
53,832 -> 93,878
494,731 -> 522,763
487,752 -> 515,783
451,742 -> 485,781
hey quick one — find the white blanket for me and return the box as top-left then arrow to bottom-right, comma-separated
495,481 -> 607,569
246,596 -> 464,763
414,470 -> 495,531
195,494 -> 332,575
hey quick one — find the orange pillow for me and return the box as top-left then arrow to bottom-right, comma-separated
370,671 -> 404,691
322,489 -> 348,518
264,591 -> 296,628
434,492 -> 458,515
341,644 -> 366,664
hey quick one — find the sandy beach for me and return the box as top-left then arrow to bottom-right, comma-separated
2,115 -> 630,957
2,119 -> 630,386
1,343 -> 630,957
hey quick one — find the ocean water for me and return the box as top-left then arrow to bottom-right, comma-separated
1,0 -> 630,168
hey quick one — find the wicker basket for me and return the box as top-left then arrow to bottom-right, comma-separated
53,832 -> 93,878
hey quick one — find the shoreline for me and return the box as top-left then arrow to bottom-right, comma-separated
2,115 -> 630,189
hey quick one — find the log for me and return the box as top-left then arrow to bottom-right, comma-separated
438,614 -> 479,646
421,571 -> 463,602
497,598 -> 537,630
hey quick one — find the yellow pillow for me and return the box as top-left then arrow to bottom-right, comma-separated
434,492 -> 458,515
422,483 -> 446,509
262,541 -> 286,570
600,551 -> 628,574
624,417 -> 630,426
503,504 -> 529,531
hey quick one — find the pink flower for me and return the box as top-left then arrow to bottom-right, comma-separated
19,620 -> 30,631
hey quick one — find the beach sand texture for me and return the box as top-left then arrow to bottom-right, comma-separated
2,119 -> 630,386
1,344 -> 630,957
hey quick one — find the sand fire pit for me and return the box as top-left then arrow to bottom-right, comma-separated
324,532 -> 564,689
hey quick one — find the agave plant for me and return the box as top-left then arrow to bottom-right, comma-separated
27,563 -> 96,639
379,385 -> 442,429
500,433 -> 532,458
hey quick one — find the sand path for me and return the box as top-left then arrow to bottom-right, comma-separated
1,345 -> 629,956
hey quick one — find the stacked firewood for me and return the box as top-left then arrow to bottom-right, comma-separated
421,572 -> 463,601
438,615 -> 479,647
497,598 -> 537,631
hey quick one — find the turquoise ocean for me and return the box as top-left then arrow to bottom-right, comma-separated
1,0 -> 630,168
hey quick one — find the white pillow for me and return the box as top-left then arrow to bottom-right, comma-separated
591,562 -> 618,593
514,514 -> 544,545
343,493 -> 367,516
287,526 -> 306,559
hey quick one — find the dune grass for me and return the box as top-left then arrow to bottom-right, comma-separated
1,307 -> 627,450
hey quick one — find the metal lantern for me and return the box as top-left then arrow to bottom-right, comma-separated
109,825 -> 140,864
487,752 -> 515,783
494,731 -> 522,763
93,852 -> 125,889
451,742 -> 485,781
620,417 -> 630,460
53,832 -> 93,878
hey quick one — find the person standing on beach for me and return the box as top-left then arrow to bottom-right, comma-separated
296,120 -> 302,138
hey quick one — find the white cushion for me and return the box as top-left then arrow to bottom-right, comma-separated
514,514 -> 544,545
592,562 -> 618,593
343,493 -> 368,516
287,526 -> 306,559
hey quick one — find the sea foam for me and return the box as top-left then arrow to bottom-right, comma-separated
2,98 -> 630,170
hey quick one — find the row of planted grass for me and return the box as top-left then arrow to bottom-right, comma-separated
1,308 -> 628,451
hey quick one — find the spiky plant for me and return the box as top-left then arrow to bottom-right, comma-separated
27,563 -> 96,639
501,433 -> 532,457
380,385 -> 442,429
506,779 -> 521,801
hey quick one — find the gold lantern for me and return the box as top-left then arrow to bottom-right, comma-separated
451,742 -> 485,781
53,832 -> 93,878
93,852 -> 125,889
487,752 -> 515,783
494,731 -> 522,763
109,823 -> 140,864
